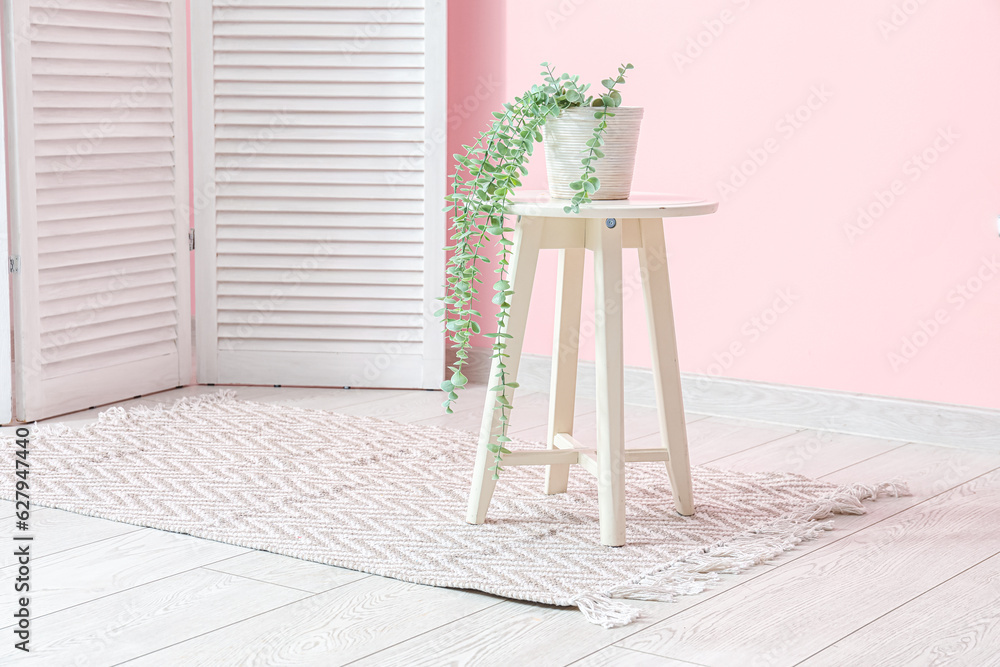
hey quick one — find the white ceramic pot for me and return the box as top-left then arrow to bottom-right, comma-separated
543,106 -> 643,200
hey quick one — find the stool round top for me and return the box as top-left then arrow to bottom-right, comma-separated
505,190 -> 718,219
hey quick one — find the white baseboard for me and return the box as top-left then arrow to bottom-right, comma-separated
462,348 -> 999,451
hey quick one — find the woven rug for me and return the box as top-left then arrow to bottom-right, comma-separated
1,391 -> 908,627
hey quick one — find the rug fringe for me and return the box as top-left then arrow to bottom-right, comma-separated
576,479 -> 910,627
30,390 -> 240,439
571,593 -> 642,629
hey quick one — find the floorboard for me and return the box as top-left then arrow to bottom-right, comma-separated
124,577 -> 501,666
0,527 -> 247,624
204,549 -> 370,594
0,568 -> 308,665
800,552 -> 1000,666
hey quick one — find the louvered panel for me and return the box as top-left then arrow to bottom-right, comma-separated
39,268 -> 177,302
34,107 -> 173,125
35,181 -> 175,207
212,8 -> 424,24
217,268 -> 421,286
217,211 -> 424,228
214,23 -> 423,39
33,91 -> 172,109
218,323 -> 422,341
40,325 -> 176,362
31,41 -> 171,63
216,226 -> 423,242
37,196 -> 176,223
215,125 -> 423,141
195,0 -> 444,387
30,0 -> 172,19
39,254 -> 176,287
214,139 -> 421,156
36,166 -> 174,189
217,253 -> 424,272
32,58 -> 173,78
215,239 -> 423,258
222,169 -> 424,186
214,36 -> 422,54
42,312 -> 179,350
214,155 -> 422,171
34,8 -> 172,32
215,110 -> 424,130
216,184 -> 423,203
41,283 -> 177,318
31,25 -> 172,48
43,341 -> 178,382
41,297 -> 176,332
35,123 -> 174,141
36,137 -> 174,157
218,311 -> 423,328
227,0 -> 423,6
216,296 -> 422,315
36,151 -> 174,174
6,0 -> 190,419
214,52 -> 423,69
214,198 -> 423,215
39,224 -> 176,254
215,97 -> 422,112
40,211 -> 175,238
217,282 -> 422,300
215,67 -> 423,84
222,339 -> 424,355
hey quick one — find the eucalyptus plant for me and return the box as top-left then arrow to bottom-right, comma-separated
437,62 -> 634,479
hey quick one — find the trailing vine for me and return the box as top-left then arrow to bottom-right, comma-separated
438,62 -> 634,479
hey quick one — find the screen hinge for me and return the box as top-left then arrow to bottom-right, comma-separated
8,255 -> 19,274
188,228 -> 195,251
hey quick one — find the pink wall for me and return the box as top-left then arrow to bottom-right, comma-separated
447,0 -> 508,341
451,0 -> 1000,409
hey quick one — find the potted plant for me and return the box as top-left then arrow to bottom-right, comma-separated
438,62 -> 640,479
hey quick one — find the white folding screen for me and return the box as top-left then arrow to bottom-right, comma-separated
192,0 -> 446,389
3,0 -> 190,420
0,46 -> 10,424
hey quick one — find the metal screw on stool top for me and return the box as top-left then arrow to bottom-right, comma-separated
605,218 -> 617,229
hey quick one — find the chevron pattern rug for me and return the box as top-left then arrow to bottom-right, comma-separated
2,391 -> 907,627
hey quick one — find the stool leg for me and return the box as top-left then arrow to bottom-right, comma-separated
466,215 -> 544,525
637,218 -> 695,516
545,247 -> 585,495
590,217 -> 627,547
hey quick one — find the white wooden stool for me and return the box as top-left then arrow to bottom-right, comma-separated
466,192 -> 719,546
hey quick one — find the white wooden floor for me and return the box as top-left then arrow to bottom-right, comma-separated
2,383 -> 999,667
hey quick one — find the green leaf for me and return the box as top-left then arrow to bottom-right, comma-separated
440,379 -> 454,392
451,371 -> 468,387
601,78 -> 616,89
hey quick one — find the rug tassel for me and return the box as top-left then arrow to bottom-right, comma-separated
29,390 -> 241,439
571,593 -> 642,629
573,478 -> 911,627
